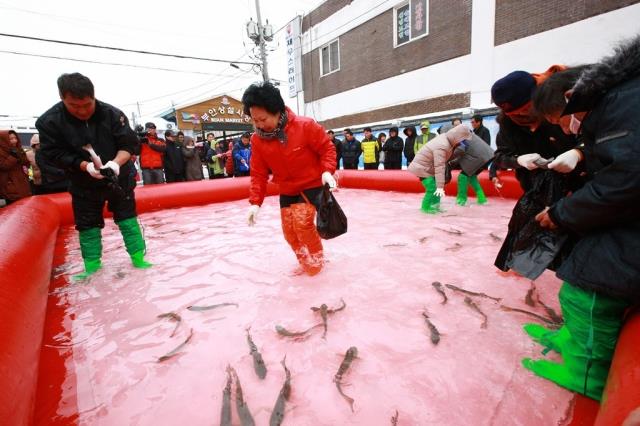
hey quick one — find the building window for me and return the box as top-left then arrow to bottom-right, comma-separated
320,39 -> 340,76
394,0 -> 428,47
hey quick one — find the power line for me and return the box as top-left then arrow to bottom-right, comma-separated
0,50 -> 236,76
0,32 -> 261,66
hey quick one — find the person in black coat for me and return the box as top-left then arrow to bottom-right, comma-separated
471,114 -> 491,145
524,36 -> 640,401
341,128 -> 361,169
162,130 -> 185,182
403,126 -> 417,164
382,127 -> 404,170
327,130 -> 342,169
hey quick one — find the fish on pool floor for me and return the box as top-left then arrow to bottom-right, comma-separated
230,367 -> 256,426
157,312 -> 182,337
157,328 -> 194,362
536,297 -> 564,324
220,366 -> 232,426
391,409 -> 399,425
431,281 -> 448,305
186,302 -> 239,311
382,243 -> 408,247
310,299 -> 347,338
275,323 -> 322,339
445,243 -> 463,252
445,283 -> 502,303
269,357 -> 292,426
500,304 -> 562,326
435,227 -> 463,236
525,282 -> 537,307
464,297 -> 488,329
422,311 -> 441,345
334,346 -> 358,412
418,236 -> 430,244
489,232 -> 503,242
246,327 -> 267,379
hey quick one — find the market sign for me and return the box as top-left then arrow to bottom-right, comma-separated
285,16 -> 302,98
176,95 -> 252,131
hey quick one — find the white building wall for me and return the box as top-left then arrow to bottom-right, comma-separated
302,2 -> 640,124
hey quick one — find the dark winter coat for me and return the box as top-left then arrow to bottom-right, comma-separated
341,138 -> 362,169
403,126 -> 417,164
182,142 -> 203,181
0,131 -> 31,201
473,125 -> 491,145
164,140 -> 185,176
383,129 -> 404,169
549,35 -> 640,301
35,149 -> 68,193
36,100 -> 137,190
331,137 -> 342,167
493,114 -> 579,192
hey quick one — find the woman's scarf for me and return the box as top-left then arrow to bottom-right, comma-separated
254,111 -> 288,143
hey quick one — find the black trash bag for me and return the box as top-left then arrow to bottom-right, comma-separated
315,184 -> 347,240
494,170 -> 574,280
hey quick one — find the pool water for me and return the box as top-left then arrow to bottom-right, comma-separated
38,189 -> 574,425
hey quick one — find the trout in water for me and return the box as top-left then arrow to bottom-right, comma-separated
435,227 -> 463,236
246,327 -> 267,379
489,232 -> 503,242
418,236 -> 430,244
422,311 -> 441,345
500,305 -> 561,326
186,302 -> 238,311
464,297 -> 488,329
445,283 -> 502,303
432,281 -> 448,305
525,286 -> 537,307
311,298 -> 347,314
536,298 -> 564,324
445,243 -> 462,252
391,409 -> 399,425
334,346 -> 358,412
220,366 -> 232,426
157,328 -> 194,362
230,367 -> 256,426
269,357 -> 292,426
275,324 -> 322,338
157,312 -> 182,338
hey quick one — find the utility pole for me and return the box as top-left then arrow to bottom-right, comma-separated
254,0 -> 269,82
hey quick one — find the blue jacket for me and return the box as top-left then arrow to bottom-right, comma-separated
233,141 -> 251,172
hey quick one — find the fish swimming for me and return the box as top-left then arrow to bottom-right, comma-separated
157,328 -> 194,362
220,366 -> 232,426
536,298 -> 564,324
186,302 -> 239,311
445,283 -> 502,303
418,236 -> 429,244
525,286 -> 537,307
230,367 -> 256,426
489,232 -> 503,242
246,327 -> 267,379
334,346 -> 358,412
275,324 -> 322,338
391,409 -> 399,425
445,243 -> 463,252
464,297 -> 488,329
432,281 -> 448,305
500,305 -> 561,326
157,312 -> 182,338
311,298 -> 347,314
422,312 -> 441,345
269,357 -> 292,426
435,227 -> 463,236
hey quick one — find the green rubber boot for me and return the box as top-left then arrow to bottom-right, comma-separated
73,228 -> 102,281
117,217 -> 152,269
469,175 -> 487,205
456,173 -> 468,206
421,177 -> 441,214
522,282 -> 628,401
524,323 -> 571,354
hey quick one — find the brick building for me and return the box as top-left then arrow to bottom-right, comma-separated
293,0 -> 640,132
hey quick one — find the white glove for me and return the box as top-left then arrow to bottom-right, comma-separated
102,160 -> 120,176
517,153 -> 542,170
86,163 -> 104,179
548,149 -> 582,173
433,188 -> 445,197
247,205 -> 260,226
321,171 -> 337,191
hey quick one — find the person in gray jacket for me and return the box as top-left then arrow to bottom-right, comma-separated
408,124 -> 472,213
182,135 -> 203,181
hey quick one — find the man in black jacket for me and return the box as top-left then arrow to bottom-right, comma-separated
383,126 -> 404,170
37,73 -> 151,280
341,129 -> 361,169
403,126 -> 417,165
327,130 -> 342,169
525,37 -> 640,401
471,114 -> 491,145
163,130 -> 185,182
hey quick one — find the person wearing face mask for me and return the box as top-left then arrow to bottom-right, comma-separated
407,124 -> 472,214
491,67 -> 580,192
524,36 -> 640,401
241,81 -> 337,276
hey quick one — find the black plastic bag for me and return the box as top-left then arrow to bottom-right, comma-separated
494,170 -> 574,280
315,184 -> 347,240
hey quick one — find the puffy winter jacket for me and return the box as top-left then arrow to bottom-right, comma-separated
249,107 -> 336,205
361,137 -> 379,164
0,131 -> 31,201
139,135 -> 166,169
